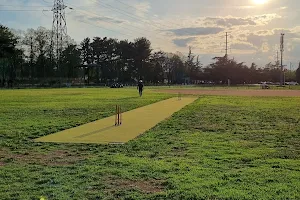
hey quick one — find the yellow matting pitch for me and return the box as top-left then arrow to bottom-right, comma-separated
35,97 -> 197,144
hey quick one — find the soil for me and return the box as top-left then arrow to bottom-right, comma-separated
104,176 -> 165,194
0,149 -> 86,167
162,89 -> 300,97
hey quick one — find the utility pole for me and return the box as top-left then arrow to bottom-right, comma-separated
276,50 -> 279,67
280,33 -> 285,86
289,62 -> 292,89
50,0 -> 68,84
225,32 -> 228,57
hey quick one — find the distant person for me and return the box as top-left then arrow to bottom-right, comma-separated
137,80 -> 144,97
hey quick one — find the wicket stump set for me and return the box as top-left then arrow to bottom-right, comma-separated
115,105 -> 122,126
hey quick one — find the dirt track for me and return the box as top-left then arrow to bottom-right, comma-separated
162,89 -> 300,97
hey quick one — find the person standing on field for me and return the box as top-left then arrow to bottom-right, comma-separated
137,80 -> 144,97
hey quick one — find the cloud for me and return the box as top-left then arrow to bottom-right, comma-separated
204,5 -> 255,10
252,14 -> 282,25
173,37 -> 196,47
134,2 -> 150,17
88,16 -> 124,24
247,33 -> 267,47
261,42 -> 270,52
168,27 -> 224,36
246,27 -> 300,48
204,17 -> 256,27
203,14 -> 281,28
73,15 -> 124,24
239,33 -> 247,38
256,30 -> 273,36
231,43 -> 257,51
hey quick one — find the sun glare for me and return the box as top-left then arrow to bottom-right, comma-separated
253,0 -> 268,4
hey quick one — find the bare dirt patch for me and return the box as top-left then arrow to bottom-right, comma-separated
105,176 -> 165,194
0,149 -> 86,166
162,89 -> 300,97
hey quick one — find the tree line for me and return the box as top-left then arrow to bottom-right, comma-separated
1,24 -> 299,87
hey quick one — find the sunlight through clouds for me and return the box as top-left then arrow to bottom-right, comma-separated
253,0 -> 269,5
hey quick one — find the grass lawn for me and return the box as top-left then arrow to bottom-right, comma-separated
0,88 -> 299,200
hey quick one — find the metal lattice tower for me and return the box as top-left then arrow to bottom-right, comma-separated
50,0 -> 67,75
280,33 -> 285,86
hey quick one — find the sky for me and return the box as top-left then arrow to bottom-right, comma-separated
1,0 -> 300,68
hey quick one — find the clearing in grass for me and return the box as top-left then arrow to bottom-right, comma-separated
35,97 -> 197,144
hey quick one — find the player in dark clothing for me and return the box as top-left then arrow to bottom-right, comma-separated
137,80 -> 144,97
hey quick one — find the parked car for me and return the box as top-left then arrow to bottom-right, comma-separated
285,82 -> 299,85
261,82 -> 270,89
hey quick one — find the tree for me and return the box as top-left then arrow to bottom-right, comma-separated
60,44 -> 81,79
9,49 -> 24,83
22,28 -> 36,80
248,62 -> 259,83
166,54 -> 185,84
149,51 -> 166,83
133,37 -> 152,80
185,47 -> 202,83
296,62 -> 300,83
91,37 -> 106,83
285,70 -> 296,82
6,23 -> 298,87
80,37 -> 93,84
208,56 -> 249,84
0,25 -> 18,85
116,40 -> 135,82
0,25 -> 17,58
103,38 -> 118,82
34,27 -> 51,78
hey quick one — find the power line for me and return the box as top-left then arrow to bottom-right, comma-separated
113,1 -> 184,28
73,9 -> 163,40
66,0 -> 217,52
89,1 -> 159,32
43,6 -> 134,39
0,9 -> 45,11
72,10 -> 132,38
113,0 -> 204,37
90,0 -> 162,30
75,18 -> 132,39
91,0 -> 215,52
86,0 -> 187,43
88,0 -> 197,38
42,7 -> 134,39
113,0 -> 176,29
112,0 -> 240,55
64,1 -> 170,43
43,0 -> 163,41
0,5 -> 52,7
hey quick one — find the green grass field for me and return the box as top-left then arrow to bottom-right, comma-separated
0,88 -> 300,200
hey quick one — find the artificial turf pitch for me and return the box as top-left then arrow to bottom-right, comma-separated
35,97 -> 197,144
